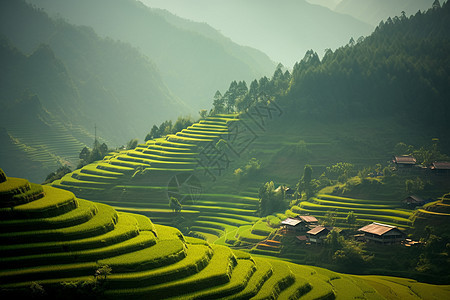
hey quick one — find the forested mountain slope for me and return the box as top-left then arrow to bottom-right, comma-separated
284,1 -> 450,140
28,0 -> 275,110
334,0 -> 435,26
0,0 -> 187,182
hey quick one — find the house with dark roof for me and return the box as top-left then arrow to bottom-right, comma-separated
430,161 -> 450,176
281,215 -> 319,232
298,215 -> 319,226
357,222 -> 405,244
306,226 -> 332,244
403,195 -> 425,207
393,155 -> 416,168
281,217 -> 303,232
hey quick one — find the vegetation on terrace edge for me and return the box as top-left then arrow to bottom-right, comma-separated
36,0 -> 450,288
1,169 -> 450,299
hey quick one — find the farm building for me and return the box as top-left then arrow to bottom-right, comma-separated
281,215 -> 319,233
430,161 -> 450,175
357,222 -> 405,244
281,215 -> 319,232
281,217 -> 303,232
298,215 -> 319,226
306,226 -> 332,244
392,155 -> 416,168
275,185 -> 295,197
403,195 -> 425,206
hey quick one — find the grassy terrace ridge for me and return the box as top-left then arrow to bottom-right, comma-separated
47,114 -> 266,244
1,172 -> 450,299
292,192 -> 415,229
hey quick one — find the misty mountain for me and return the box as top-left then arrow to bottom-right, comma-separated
334,0 -> 435,26
141,0 -> 374,67
0,0 -> 186,145
305,0 -> 342,10
0,0 -> 191,182
27,0 -> 276,111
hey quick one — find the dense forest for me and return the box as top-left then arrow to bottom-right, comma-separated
210,1 -> 450,147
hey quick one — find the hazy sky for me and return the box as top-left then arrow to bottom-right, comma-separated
140,0 -> 374,67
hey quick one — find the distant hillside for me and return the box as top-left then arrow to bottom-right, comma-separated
0,0 -> 189,182
285,1 -> 450,138
335,0 -> 435,26
28,0 -> 276,111
141,0 -> 374,66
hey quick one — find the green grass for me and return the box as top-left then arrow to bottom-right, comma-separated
252,259 -> 295,299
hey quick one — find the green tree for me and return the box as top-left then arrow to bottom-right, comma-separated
159,120 -> 173,136
79,146 -> 91,161
405,177 -> 424,195
126,138 -> 139,150
212,90 -> 225,114
145,125 -> 160,141
173,116 -> 194,133
199,109 -> 208,119
258,181 -> 285,217
346,211 -> 357,225
169,196 -> 182,213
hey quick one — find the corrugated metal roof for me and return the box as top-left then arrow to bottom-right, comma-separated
281,218 -> 301,226
307,226 -> 330,235
299,215 -> 318,223
432,161 -> 450,170
394,156 -> 416,164
358,222 -> 400,236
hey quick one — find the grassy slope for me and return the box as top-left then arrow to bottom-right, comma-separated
1,173 -> 450,299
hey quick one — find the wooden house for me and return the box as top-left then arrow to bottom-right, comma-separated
403,195 -> 425,207
281,217 -> 303,232
357,222 -> 405,244
306,226 -> 332,244
430,161 -> 450,176
281,215 -> 319,233
392,155 -> 416,168
298,215 -> 319,227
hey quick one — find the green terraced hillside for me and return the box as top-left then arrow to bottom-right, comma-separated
2,170 -> 450,299
50,114 -> 264,244
293,194 -> 414,230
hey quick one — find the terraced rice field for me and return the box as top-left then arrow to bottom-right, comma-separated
293,194 -> 414,229
4,116 -> 90,171
51,115 -> 266,244
4,172 -> 448,299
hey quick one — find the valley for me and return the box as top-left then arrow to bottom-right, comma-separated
1,0 -> 449,298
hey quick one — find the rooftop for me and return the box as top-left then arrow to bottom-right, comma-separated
358,222 -> 400,236
307,226 -> 331,235
281,218 -> 302,227
394,155 -> 416,164
298,215 -> 318,223
432,161 -> 450,170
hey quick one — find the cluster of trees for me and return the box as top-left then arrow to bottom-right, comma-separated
78,140 -> 109,168
145,116 -> 195,141
234,158 -> 261,181
394,139 -> 450,166
43,165 -> 72,185
43,139 -> 110,184
295,165 -> 326,200
211,64 -> 291,115
282,1 -> 450,130
258,181 -> 287,217
169,196 -> 182,213
323,230 -> 373,273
